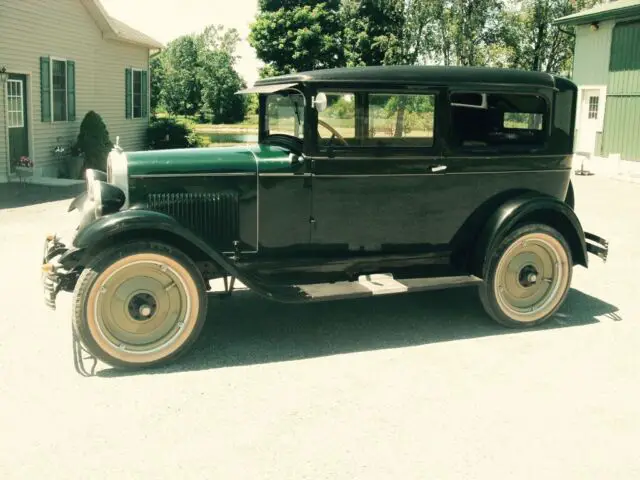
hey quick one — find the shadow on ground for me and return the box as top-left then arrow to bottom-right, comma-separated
0,183 -> 83,210
97,286 -> 620,378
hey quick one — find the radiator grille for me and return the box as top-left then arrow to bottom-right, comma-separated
148,192 -> 239,249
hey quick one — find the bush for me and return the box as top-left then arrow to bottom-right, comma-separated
147,117 -> 204,150
74,111 -> 113,171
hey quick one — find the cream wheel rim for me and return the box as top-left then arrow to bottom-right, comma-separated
494,232 -> 569,323
86,252 -> 200,364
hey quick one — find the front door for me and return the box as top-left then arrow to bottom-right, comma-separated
576,88 -> 601,154
309,89 -> 447,261
6,74 -> 29,173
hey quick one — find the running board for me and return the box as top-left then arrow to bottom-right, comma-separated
294,273 -> 483,303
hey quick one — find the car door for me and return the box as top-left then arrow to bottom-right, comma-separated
308,88 -> 450,260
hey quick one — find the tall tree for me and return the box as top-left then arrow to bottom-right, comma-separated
161,35 -> 202,116
341,0 -> 404,67
424,0 -> 506,67
503,0 -> 602,75
151,24 -> 247,122
341,0 -> 507,68
249,0 -> 345,76
149,53 -> 165,114
341,0 -> 434,67
199,24 -> 242,59
198,50 -> 247,124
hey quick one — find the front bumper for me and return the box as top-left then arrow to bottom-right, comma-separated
42,234 -> 74,310
585,232 -> 609,262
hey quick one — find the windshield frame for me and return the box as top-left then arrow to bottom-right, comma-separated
258,87 -> 310,147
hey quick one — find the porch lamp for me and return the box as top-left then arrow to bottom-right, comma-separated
0,66 -> 8,84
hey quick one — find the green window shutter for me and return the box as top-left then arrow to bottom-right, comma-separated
141,70 -> 148,117
66,60 -> 76,121
40,56 -> 51,122
125,68 -> 132,119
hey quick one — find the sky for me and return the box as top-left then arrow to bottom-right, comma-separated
100,0 -> 263,85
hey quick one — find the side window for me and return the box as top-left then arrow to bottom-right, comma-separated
450,91 -> 548,151
368,93 -> 435,147
317,92 -> 357,146
315,91 -> 437,150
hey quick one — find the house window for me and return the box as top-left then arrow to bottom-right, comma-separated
7,79 -> 24,128
132,69 -> 142,118
588,96 -> 599,119
52,59 -> 68,122
126,67 -> 147,119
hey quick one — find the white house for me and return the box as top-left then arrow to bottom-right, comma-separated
0,0 -> 163,182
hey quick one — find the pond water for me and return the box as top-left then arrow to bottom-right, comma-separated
205,132 -> 259,144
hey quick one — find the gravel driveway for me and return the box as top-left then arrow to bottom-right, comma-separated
0,176 -> 638,479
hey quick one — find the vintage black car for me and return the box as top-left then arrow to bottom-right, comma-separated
42,65 -> 609,371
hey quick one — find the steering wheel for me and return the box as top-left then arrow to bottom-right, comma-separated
318,119 -> 349,147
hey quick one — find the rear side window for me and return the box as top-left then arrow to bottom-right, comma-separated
449,92 -> 548,151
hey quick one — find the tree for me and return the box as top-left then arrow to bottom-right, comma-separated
150,24 -> 248,123
198,50 -> 247,124
199,24 -> 241,59
502,0 -> 601,75
419,0 -> 507,67
161,35 -> 202,116
149,53 -> 165,114
341,0 -> 507,68
249,0 -> 345,75
341,0 -> 404,67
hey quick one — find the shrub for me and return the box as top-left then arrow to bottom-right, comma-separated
75,111 -> 113,171
147,117 -> 205,150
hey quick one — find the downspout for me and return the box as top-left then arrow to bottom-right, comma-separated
557,23 -> 576,78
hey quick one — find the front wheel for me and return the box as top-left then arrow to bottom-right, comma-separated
479,224 -> 573,328
72,241 -> 208,369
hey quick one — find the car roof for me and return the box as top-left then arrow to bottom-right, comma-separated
253,65 -> 563,89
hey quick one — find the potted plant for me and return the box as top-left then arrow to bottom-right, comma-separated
66,142 -> 85,179
14,156 -> 34,179
74,111 -> 112,172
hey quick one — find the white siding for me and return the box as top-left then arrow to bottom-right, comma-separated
572,21 -> 614,86
0,0 -> 150,180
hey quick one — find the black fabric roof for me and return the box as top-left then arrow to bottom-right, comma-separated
254,65 -> 559,89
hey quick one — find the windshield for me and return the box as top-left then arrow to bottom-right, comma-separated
265,92 -> 305,138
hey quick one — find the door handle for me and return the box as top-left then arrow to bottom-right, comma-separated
429,165 -> 447,173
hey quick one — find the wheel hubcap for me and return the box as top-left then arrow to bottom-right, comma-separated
87,254 -> 198,361
494,233 -> 569,322
127,292 -> 158,321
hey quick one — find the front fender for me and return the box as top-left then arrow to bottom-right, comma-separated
72,209 -> 244,277
472,192 -> 589,276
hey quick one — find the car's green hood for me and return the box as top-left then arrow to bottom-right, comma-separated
126,144 -> 291,177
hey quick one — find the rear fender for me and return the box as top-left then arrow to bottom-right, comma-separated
471,192 -> 588,277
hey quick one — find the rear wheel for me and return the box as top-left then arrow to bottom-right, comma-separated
479,224 -> 572,328
72,241 -> 207,369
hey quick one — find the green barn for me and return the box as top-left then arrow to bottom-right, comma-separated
555,0 -> 640,164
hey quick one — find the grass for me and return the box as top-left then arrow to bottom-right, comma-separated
153,111 -> 259,134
